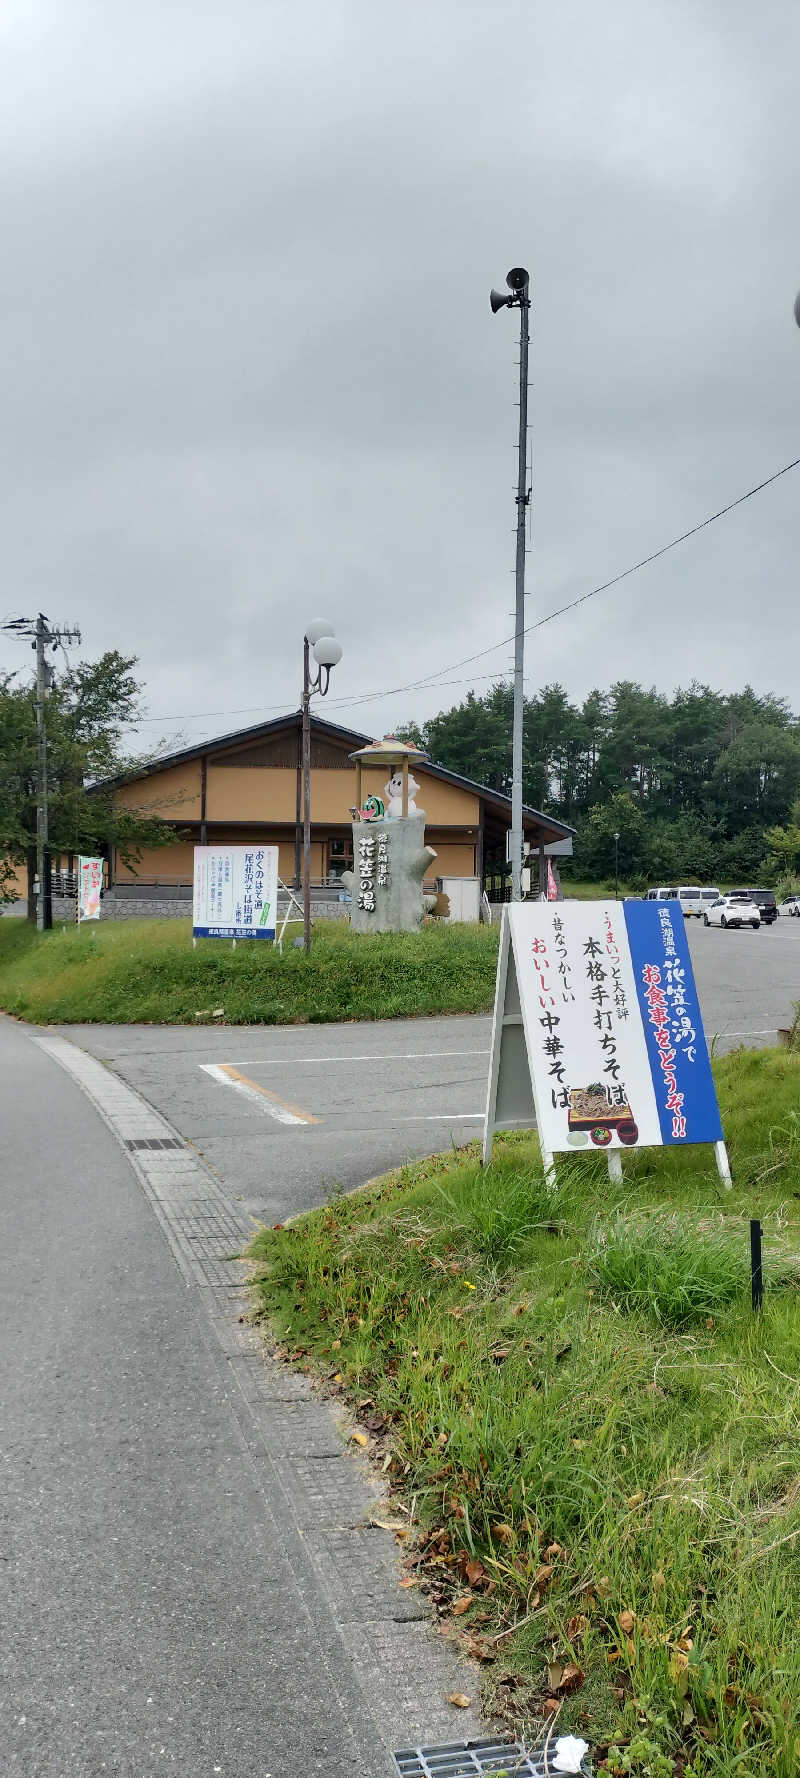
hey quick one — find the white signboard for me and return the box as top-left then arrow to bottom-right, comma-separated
78,856 -> 103,921
484,902 -> 727,1179
192,845 -> 279,940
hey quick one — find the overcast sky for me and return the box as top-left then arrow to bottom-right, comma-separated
1,0 -> 798,756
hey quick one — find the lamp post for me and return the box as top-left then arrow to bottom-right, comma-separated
301,620 -> 343,954
490,267 -> 531,902
614,830 -> 620,901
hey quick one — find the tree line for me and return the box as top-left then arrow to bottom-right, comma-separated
398,681 -> 800,888
0,652 -> 170,908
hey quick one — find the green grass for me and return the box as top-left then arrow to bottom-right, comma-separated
249,1048 -> 800,1776
0,915 -> 500,1024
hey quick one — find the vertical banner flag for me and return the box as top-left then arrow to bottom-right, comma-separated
546,859 -> 559,902
485,900 -> 722,1159
78,856 -> 103,921
192,846 -> 279,940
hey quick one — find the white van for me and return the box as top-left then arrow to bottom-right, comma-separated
677,886 -> 721,917
646,886 -> 720,917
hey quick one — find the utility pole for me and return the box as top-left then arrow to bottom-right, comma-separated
490,267 -> 531,902
2,613 -> 82,929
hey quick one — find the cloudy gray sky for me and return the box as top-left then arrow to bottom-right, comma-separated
1,0 -> 799,754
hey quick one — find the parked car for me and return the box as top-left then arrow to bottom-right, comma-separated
704,895 -> 760,930
779,894 -> 800,918
727,888 -> 777,925
675,886 -> 721,917
644,886 -> 678,901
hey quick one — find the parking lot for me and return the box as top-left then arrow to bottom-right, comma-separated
53,912 -> 799,1225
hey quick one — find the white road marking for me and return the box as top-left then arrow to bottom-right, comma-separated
199,1063 -> 318,1125
216,1049 -> 489,1066
377,1112 -> 485,1123
711,1028 -> 778,1038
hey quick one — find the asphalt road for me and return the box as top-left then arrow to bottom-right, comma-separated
58,917 -> 799,1226
1,1016 -> 480,1776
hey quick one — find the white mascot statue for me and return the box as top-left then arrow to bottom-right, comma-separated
385,770 -> 423,819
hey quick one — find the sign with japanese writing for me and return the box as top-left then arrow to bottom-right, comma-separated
356,826 -> 391,913
78,856 -> 103,921
192,846 -> 278,940
484,901 -> 722,1162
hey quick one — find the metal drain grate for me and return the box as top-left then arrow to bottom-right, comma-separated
125,1137 -> 184,1151
393,1739 -> 561,1778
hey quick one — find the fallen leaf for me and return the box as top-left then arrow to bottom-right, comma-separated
349,1431 -> 369,1447
369,1518 -> 407,1533
534,1563 -> 554,1588
619,1610 -> 636,1634
545,1542 -> 563,1559
398,1577 -> 419,1589
331,1339 -> 342,1350
494,1523 -> 515,1545
465,1558 -> 486,1588
543,1697 -> 561,1716
467,1637 -> 495,1663
566,1615 -> 588,1640
560,1663 -> 584,1693
447,1693 -> 472,1709
683,1702 -> 696,1728
548,1662 -> 565,1692
451,1595 -> 473,1616
597,1575 -> 612,1597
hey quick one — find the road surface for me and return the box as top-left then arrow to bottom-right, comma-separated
0,1016 -> 478,1776
58,919 -> 798,1225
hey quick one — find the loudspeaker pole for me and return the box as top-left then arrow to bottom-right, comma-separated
490,267 -> 531,902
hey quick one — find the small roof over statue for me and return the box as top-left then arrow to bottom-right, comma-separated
348,736 -> 428,823
348,735 -> 428,766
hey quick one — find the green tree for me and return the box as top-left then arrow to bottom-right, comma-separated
572,791 -> 645,881
0,652 -> 175,912
763,800 -> 800,878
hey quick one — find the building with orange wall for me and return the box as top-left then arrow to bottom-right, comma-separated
95,710 -> 574,900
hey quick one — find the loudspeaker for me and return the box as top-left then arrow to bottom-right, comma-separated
506,266 -> 529,292
490,288 -> 510,313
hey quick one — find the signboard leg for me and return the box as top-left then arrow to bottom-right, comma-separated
715,1140 -> 732,1188
608,1151 -> 623,1183
482,913 -> 510,1167
540,1146 -> 556,1190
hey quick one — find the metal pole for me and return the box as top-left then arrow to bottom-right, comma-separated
750,1218 -> 763,1312
302,638 -> 312,954
34,614 -> 52,932
614,833 -> 620,901
510,288 -> 530,902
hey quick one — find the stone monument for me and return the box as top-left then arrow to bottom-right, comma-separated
340,738 -> 439,934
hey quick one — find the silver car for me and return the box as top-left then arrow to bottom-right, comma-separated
779,894 -> 800,918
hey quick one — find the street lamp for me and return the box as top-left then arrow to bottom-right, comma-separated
490,266 -> 531,902
302,620 -> 343,954
614,830 -> 621,901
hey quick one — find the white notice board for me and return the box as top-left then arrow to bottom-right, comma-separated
193,845 -> 279,940
483,902 -> 728,1181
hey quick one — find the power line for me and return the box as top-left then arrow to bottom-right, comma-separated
53,447 -> 800,737
325,451 -> 800,712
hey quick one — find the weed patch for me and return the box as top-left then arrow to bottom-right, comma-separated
250,1048 -> 800,1776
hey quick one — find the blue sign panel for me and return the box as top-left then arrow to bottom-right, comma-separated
623,900 -> 723,1145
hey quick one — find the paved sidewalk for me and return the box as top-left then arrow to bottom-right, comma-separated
0,1017 -> 479,1776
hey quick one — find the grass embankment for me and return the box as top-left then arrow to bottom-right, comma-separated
0,917 -> 499,1024
250,1048 -> 800,1777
